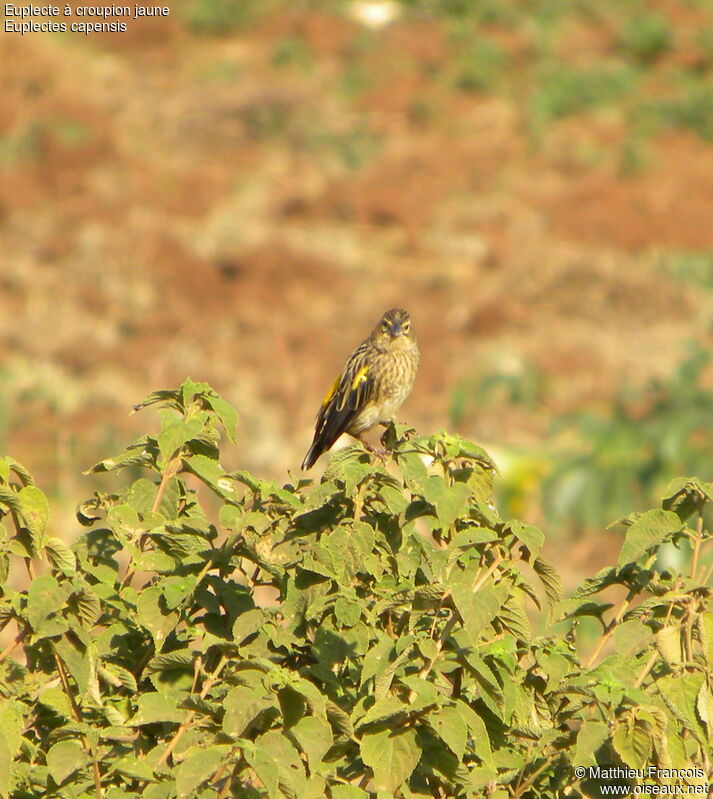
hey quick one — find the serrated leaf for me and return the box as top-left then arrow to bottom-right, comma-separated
109,754 -> 154,781
696,682 -> 713,738
43,537 -> 76,576
176,745 -> 228,798
574,720 -> 609,767
26,574 -> 67,633
612,717 -> 651,768
656,625 -> 681,667
533,555 -> 562,608
205,395 -> 238,443
360,727 -> 420,793
233,608 -> 265,644
223,686 -> 272,738
508,521 -> 544,558
244,744 -> 279,799
85,437 -> 153,474
422,476 -> 469,529
430,705 -> 467,761
452,579 -> 506,642
136,586 -> 178,646
699,612 -> 713,668
46,739 -> 86,785
397,451 -> 428,492
0,487 -> 22,515
54,634 -> 92,694
617,509 -> 682,568
185,454 -> 237,501
147,649 -> 195,674
613,619 -> 653,659
0,730 -> 9,799
18,485 -> 50,552
257,730 -> 306,797
291,715 -> 332,766
129,691 -> 183,725
355,696 -> 406,728
334,597 -> 361,629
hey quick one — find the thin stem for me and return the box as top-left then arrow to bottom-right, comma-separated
585,589 -> 636,669
691,512 -> 704,582
122,457 -> 182,589
408,612 -> 458,703
157,653 -> 228,767
53,648 -> 103,799
633,650 -> 658,689
511,754 -> 558,798
0,627 -> 25,664
472,551 -> 504,592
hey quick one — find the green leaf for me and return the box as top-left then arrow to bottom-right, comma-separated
55,634 -> 92,693
430,705 -> 467,761
507,520 -> 544,558
330,787 -> 369,799
656,625 -> 682,667
205,395 -> 238,443
184,454 -> 237,501
223,686 -> 272,738
617,509 -> 682,568
257,730 -> 306,797
612,717 -> 651,768
456,700 -> 494,768
360,727 -> 421,793
130,691 -> 183,725
45,537 -> 77,576
176,745 -> 227,798
700,612 -> 713,668
613,619 -> 653,659
334,597 -> 361,628
533,555 -> 563,608
26,574 -> 67,633
290,715 -> 332,766
422,476 -> 469,529
452,579 -> 506,642
233,608 -> 265,644
696,681 -> 713,740
158,411 -> 208,463
19,485 -> 50,551
109,754 -> 154,781
574,720 -> 609,767
46,739 -> 86,785
244,744 -> 279,798
397,451 -> 428,492
136,585 -> 178,646
0,731 -> 9,799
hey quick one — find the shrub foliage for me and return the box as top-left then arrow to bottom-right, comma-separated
0,381 -> 711,798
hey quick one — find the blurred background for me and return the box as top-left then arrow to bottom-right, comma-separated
3,0 -> 713,584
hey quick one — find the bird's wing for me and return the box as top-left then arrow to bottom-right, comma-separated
314,344 -> 374,439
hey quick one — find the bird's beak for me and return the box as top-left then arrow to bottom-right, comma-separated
389,321 -> 404,337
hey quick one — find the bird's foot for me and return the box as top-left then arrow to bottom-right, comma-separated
358,437 -> 388,464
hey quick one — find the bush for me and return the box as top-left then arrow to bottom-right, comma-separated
0,380 -> 711,797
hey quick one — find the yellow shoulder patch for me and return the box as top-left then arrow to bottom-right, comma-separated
320,376 -> 340,411
350,365 -> 369,391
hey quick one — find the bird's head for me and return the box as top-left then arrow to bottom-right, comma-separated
372,308 -> 414,342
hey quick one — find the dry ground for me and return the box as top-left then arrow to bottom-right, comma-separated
2,1 -> 713,580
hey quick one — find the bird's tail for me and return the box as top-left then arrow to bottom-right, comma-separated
301,438 -> 324,471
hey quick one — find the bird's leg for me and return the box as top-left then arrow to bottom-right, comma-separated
354,433 -> 388,464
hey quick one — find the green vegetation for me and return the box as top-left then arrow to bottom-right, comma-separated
616,13 -> 673,65
1,381 -> 711,797
183,0 -> 269,35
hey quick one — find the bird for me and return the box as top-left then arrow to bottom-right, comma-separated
301,308 -> 419,470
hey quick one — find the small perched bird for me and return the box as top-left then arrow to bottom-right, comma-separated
301,308 -> 419,470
